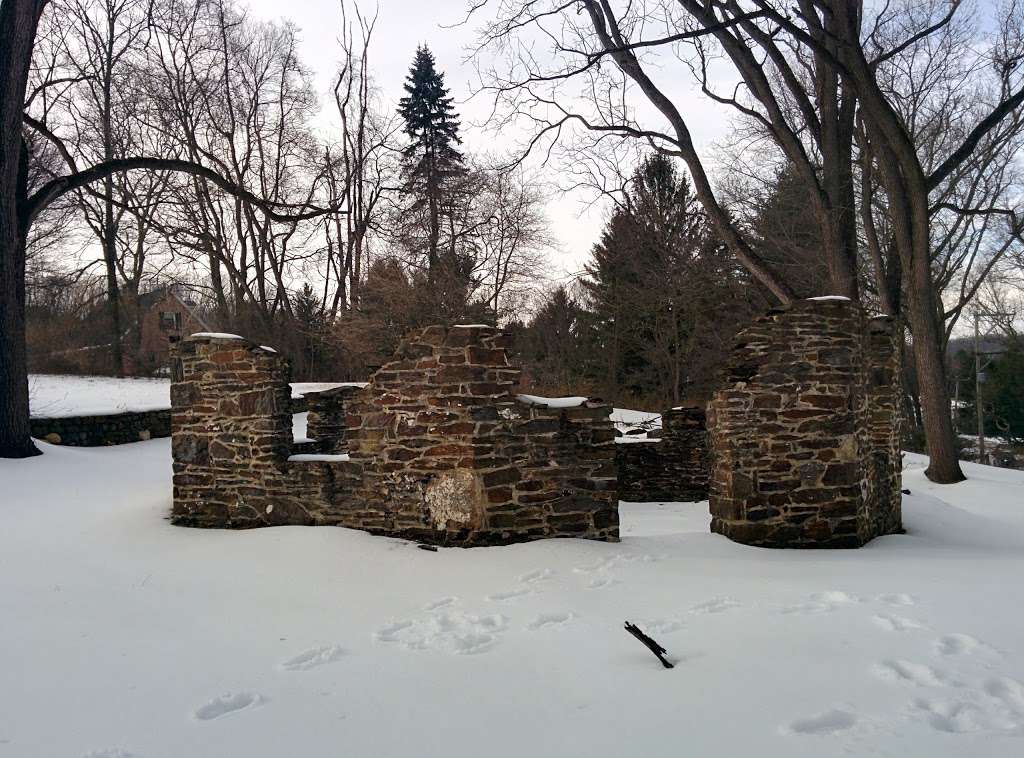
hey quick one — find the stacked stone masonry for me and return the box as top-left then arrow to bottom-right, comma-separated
616,407 -> 709,502
31,409 -> 171,446
171,327 -> 618,545
707,298 -> 903,548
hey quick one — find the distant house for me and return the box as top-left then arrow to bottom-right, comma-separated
132,287 -> 211,374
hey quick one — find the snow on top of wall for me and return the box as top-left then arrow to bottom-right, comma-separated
806,295 -> 851,302
191,332 -> 245,340
291,382 -> 368,399
287,453 -> 351,462
517,394 -> 588,408
259,345 -> 278,353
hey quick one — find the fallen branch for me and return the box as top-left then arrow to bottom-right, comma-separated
624,621 -> 674,669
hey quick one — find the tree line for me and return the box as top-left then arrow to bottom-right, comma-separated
472,0 -> 1024,483
4,0 -> 552,459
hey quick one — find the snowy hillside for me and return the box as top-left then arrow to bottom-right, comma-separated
2,442 -> 1023,757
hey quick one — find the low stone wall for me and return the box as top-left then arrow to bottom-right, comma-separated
170,327 -> 618,545
616,407 -> 710,502
31,409 -> 171,446
707,298 -> 902,548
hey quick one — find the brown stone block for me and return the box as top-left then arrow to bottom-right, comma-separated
466,347 -> 508,365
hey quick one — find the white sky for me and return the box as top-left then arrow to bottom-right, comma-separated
241,0 -> 737,283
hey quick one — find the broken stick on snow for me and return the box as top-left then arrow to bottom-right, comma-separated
624,621 -> 674,669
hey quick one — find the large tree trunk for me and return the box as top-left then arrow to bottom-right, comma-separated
906,244 -> 965,483
1,0 -> 45,458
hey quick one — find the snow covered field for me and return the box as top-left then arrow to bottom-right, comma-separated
28,375 -> 171,417
2,443 -> 1024,757
28,375 -> 363,417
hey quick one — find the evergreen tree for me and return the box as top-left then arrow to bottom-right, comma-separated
580,154 -> 762,405
397,45 -> 464,270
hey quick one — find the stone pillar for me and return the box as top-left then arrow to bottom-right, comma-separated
864,316 -> 904,536
170,334 -> 292,527
708,298 -> 902,548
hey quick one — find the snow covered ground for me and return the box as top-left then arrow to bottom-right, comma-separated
28,374 -> 171,417
28,375 -> 364,417
2,444 -> 1024,757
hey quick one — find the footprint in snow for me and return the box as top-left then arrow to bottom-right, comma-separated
984,677 -> 1024,713
873,659 -> 946,686
872,614 -> 924,632
782,708 -> 857,735
487,588 -> 532,602
935,633 -> 984,657
424,596 -> 458,611
82,751 -> 141,758
518,568 -> 554,584
585,576 -> 620,590
690,597 -> 741,615
375,612 -> 508,654
193,692 -> 264,721
781,591 -> 860,615
637,617 -> 685,635
526,612 -> 574,630
877,592 -> 916,607
281,644 -> 345,671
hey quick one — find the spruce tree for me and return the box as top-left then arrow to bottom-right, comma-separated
397,45 -> 464,270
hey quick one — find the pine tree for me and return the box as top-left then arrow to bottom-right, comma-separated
397,45 -> 464,270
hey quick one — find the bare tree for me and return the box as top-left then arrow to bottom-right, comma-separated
2,0 -> 344,458
471,0 -> 1024,483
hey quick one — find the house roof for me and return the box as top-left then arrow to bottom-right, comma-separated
139,286 -> 212,330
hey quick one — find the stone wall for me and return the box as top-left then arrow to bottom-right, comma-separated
170,327 -> 618,545
707,298 -> 902,548
616,407 -> 709,502
31,409 -> 171,446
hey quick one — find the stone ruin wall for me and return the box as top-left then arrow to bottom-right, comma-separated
707,298 -> 903,548
170,326 -> 618,545
616,407 -> 709,502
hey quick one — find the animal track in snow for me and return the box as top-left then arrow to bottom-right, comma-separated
690,597 -> 741,615
872,614 -> 924,632
585,576 -> 620,590
873,659 -> 946,686
374,611 -> 508,654
487,588 -> 531,602
423,596 -> 458,610
518,568 -> 554,584
526,612 -> 574,630
82,751 -> 140,758
783,709 -> 857,735
935,633 -> 983,656
281,644 -> 345,671
193,692 -> 264,721
781,591 -> 860,615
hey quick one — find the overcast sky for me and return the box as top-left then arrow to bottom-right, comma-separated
242,0 -> 735,283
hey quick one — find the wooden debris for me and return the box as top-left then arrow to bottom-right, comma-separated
624,621 -> 674,669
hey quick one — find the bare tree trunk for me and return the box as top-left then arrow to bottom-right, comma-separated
102,174 -> 124,375
906,242 -> 965,482
0,0 -> 44,458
